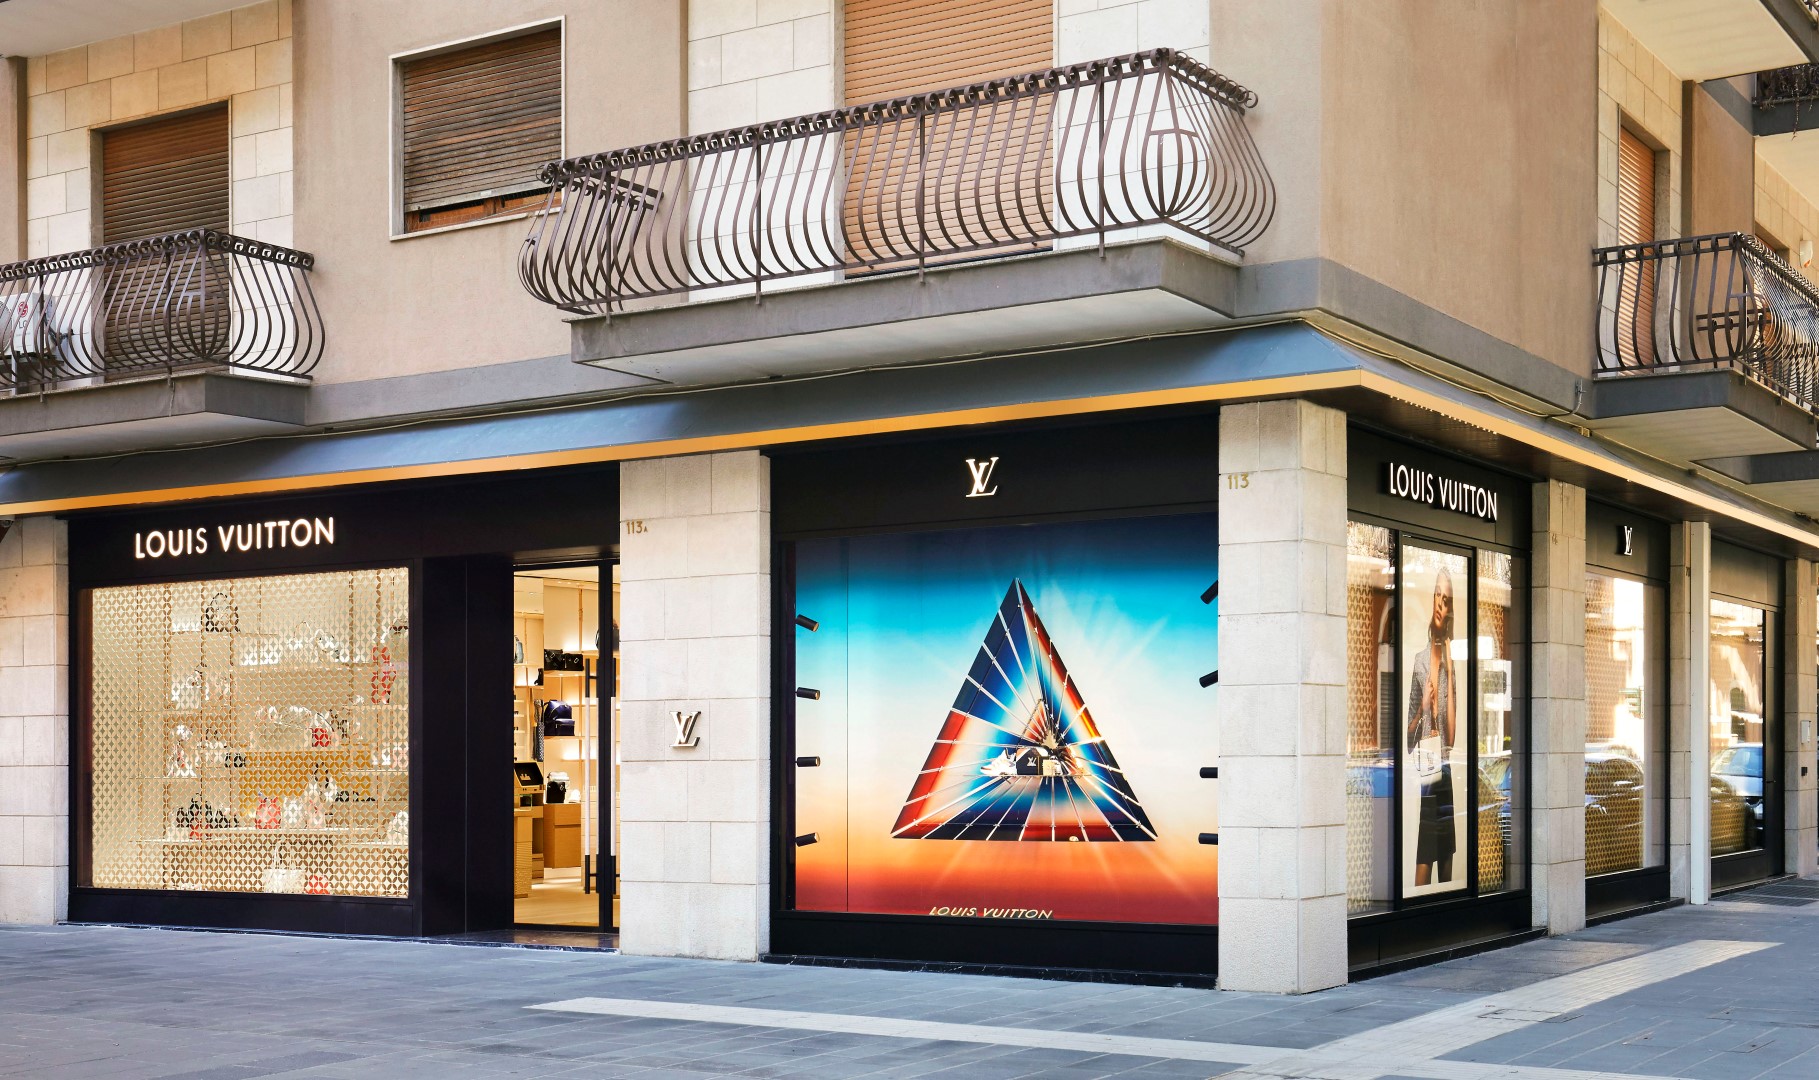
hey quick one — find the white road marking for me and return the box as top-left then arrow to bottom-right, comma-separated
529,938 -> 1777,1080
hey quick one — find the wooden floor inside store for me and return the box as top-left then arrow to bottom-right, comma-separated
516,867 -> 603,928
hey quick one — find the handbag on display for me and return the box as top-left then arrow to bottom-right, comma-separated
546,776 -> 568,804
281,797 -> 303,829
1412,734 -> 1446,783
253,796 -> 282,830
202,591 -> 238,634
304,873 -> 329,896
543,649 -> 583,672
541,699 -> 574,737
262,843 -> 306,894
302,778 -> 328,830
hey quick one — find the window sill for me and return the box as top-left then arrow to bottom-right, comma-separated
389,209 -> 538,242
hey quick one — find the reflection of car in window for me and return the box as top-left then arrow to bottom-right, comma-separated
1711,743 -> 1765,847
1344,758 -> 1509,894
1584,752 -> 1645,875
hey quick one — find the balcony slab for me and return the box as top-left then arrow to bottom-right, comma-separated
1587,369 -> 1817,463
1601,0 -> 1813,80
571,238 -> 1239,387
0,0 -> 251,56
0,372 -> 307,463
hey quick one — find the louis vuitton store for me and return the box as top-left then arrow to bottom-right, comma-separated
63,468 -> 623,938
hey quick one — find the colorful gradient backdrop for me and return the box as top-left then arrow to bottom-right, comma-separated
791,512 -> 1220,925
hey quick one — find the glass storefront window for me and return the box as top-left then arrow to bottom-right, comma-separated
1709,598 -> 1767,857
1345,522 -> 1394,915
87,568 -> 411,898
1584,572 -> 1664,876
1476,550 -> 1522,893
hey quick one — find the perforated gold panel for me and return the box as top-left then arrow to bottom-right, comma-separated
89,568 -> 410,898
1345,522 -> 1393,916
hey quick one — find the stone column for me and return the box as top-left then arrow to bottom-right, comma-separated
1216,399 -> 1348,994
1669,522 -> 1712,903
617,452 -> 771,960
1783,559 -> 1817,878
1530,481 -> 1586,934
0,517 -> 70,924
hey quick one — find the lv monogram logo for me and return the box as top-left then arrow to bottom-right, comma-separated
672,710 -> 702,749
1620,525 -> 1634,556
965,457 -> 1000,498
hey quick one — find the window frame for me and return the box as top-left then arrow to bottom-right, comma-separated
388,18 -> 566,241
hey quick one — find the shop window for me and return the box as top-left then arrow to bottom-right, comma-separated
1345,522 -> 1394,915
1344,521 -> 1525,916
1710,599 -> 1767,856
85,568 -> 410,898
789,513 -> 1218,926
1583,572 -> 1665,876
398,26 -> 561,233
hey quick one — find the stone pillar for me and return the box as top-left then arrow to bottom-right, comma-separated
1216,399 -> 1348,994
1669,522 -> 1712,903
0,517 -> 70,925
1530,481 -> 1586,934
1783,559 -> 1817,878
617,452 -> 771,960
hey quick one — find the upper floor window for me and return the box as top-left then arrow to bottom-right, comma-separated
397,25 -> 562,234
101,104 -> 230,243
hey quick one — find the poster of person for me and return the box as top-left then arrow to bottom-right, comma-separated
1400,544 -> 1469,898
789,512 -> 1220,926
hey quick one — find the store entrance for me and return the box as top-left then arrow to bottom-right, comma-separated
510,562 -> 619,930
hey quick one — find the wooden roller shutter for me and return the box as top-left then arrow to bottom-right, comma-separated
100,105 -> 232,374
101,104 -> 230,243
1615,127 -> 1657,363
400,27 -> 562,232
841,0 -> 1053,272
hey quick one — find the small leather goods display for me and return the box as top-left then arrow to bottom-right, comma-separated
546,777 -> 568,804
541,699 -> 575,737
543,649 -> 584,672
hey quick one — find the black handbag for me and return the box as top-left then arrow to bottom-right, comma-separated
543,650 -> 584,672
546,779 -> 568,804
541,699 -> 574,737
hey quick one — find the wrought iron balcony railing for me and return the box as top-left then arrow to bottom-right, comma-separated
0,229 -> 322,393
519,48 -> 1274,315
1595,232 -> 1819,411
1757,62 -> 1819,107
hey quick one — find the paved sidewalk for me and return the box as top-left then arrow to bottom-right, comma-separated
0,888 -> 1816,1079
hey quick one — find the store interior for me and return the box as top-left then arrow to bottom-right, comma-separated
511,564 -> 619,929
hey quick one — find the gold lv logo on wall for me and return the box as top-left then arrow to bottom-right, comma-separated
965,457 -> 1000,498
672,710 -> 702,749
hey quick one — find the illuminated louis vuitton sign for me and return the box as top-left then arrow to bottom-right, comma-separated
133,517 -> 337,560
1383,462 -> 1499,523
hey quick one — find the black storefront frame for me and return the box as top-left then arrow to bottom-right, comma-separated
1345,427 -> 1535,973
767,414 -> 1224,983
1583,503 -> 1673,920
1709,543 -> 1785,893
63,468 -> 622,938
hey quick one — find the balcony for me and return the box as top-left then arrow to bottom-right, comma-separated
1589,232 -> 1819,461
0,230 -> 321,460
1602,0 -> 1818,82
518,49 -> 1274,385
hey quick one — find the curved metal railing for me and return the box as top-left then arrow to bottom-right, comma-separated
520,48 -> 1275,314
0,229 -> 322,392
1595,232 -> 1819,412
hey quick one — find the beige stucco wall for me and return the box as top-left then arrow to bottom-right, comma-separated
1686,80 -> 1756,238
1,58 -> 22,263
1319,0 -> 1598,378
291,0 -> 684,384
21,1 -> 294,256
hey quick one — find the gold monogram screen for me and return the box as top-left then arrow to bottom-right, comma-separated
87,568 -> 411,898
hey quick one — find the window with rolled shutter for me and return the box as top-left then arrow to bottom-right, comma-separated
398,26 -> 562,233
841,0 -> 1053,272
100,105 -> 231,373
1615,127 -> 1658,363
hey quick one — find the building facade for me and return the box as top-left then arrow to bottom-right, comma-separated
3,0 -> 1819,993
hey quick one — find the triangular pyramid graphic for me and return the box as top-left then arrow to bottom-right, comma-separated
891,580 -> 1157,842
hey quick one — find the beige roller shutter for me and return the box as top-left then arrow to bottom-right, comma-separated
101,104 -> 230,243
1615,127 -> 1657,363
400,26 -> 562,232
842,0 -> 1053,271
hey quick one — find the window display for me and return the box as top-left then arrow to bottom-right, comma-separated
1709,599 -> 1766,856
86,568 -> 410,898
1583,572 -> 1664,876
790,513 -> 1218,925
1345,522 -> 1394,915
1401,544 -> 1469,898
1475,549 -> 1520,894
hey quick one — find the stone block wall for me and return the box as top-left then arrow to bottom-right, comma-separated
617,452 -> 772,959
0,517 -> 70,925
